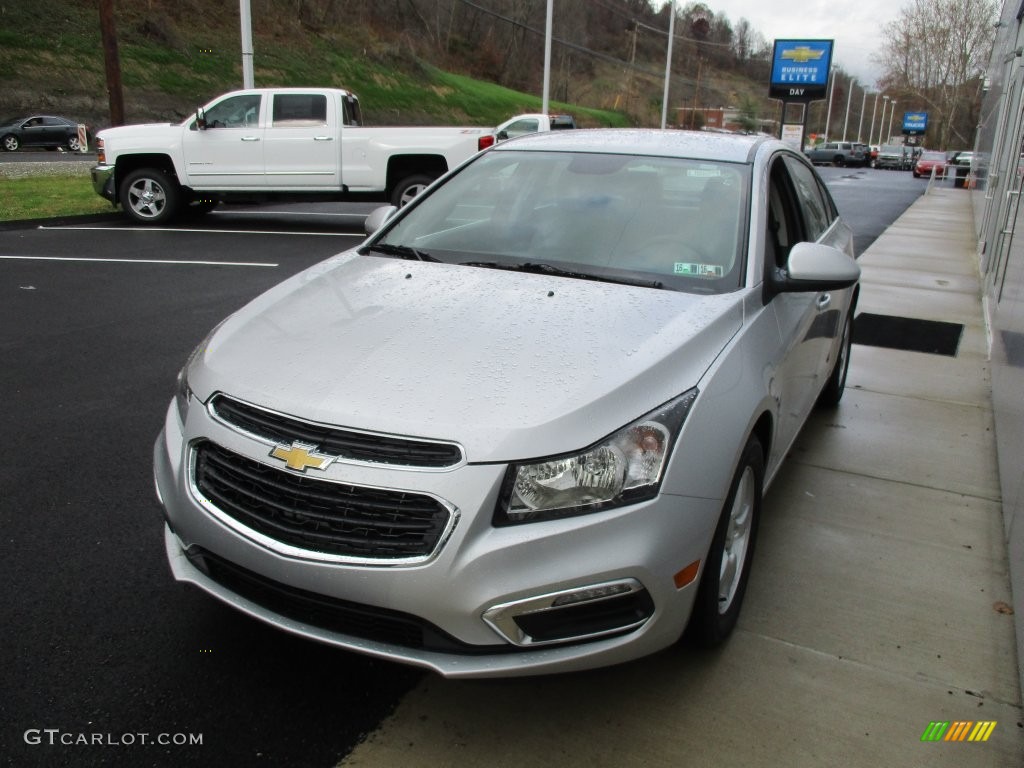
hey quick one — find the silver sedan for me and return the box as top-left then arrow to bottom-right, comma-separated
155,130 -> 859,677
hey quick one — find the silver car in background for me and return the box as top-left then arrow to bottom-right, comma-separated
155,130 -> 859,677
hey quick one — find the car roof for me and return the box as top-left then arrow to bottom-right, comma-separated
491,128 -> 771,164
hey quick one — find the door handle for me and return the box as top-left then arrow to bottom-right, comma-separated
240,136 -> 260,142
816,293 -> 832,310
313,136 -> 334,141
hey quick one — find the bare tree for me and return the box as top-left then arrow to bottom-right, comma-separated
875,0 -> 997,148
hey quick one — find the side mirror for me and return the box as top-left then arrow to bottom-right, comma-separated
496,130 -> 509,141
195,107 -> 207,130
364,205 -> 398,236
767,242 -> 860,299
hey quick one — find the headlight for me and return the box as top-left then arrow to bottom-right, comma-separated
172,318 -> 229,425
173,365 -> 193,425
494,390 -> 698,525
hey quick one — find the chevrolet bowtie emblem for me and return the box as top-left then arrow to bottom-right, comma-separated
269,441 -> 334,472
781,46 -> 825,64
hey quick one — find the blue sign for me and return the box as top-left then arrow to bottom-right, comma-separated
903,111 -> 928,134
769,39 -> 834,100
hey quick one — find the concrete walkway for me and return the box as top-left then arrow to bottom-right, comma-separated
339,188 -> 1023,767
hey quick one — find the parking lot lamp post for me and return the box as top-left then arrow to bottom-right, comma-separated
857,89 -> 867,143
823,66 -> 838,141
869,93 -> 880,147
878,96 -> 890,144
842,76 -> 855,141
887,100 -> 897,145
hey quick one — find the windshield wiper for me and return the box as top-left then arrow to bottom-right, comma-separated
364,243 -> 439,262
460,260 -> 663,289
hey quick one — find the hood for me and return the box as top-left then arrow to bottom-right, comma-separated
189,253 -> 743,462
98,122 -> 181,152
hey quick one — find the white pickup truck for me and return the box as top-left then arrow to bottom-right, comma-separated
91,87 -> 495,224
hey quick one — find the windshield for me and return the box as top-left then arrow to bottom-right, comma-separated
371,150 -> 749,294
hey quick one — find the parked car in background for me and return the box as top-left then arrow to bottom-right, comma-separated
875,144 -> 912,170
913,150 -> 947,178
156,129 -> 860,677
0,115 -> 89,152
804,141 -> 867,167
950,151 -> 974,167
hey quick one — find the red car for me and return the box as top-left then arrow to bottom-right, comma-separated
913,150 -> 947,178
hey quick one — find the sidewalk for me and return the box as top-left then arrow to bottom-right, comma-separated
339,188 -> 1023,768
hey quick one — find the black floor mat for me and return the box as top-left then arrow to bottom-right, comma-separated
852,313 -> 964,356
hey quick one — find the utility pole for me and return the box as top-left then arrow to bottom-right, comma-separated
98,0 -> 125,126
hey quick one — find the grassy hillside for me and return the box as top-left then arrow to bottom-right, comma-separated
0,0 -> 631,130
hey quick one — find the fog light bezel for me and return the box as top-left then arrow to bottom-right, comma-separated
482,578 -> 653,647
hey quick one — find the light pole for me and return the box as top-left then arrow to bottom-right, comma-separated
857,90 -> 867,143
823,66 -> 838,141
842,76 -> 855,141
878,96 -> 890,144
868,93 -> 880,146
887,99 -> 897,145
541,0 -> 553,114
660,1 -> 675,129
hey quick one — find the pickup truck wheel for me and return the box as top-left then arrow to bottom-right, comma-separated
390,174 -> 435,207
2,134 -> 19,152
120,168 -> 180,224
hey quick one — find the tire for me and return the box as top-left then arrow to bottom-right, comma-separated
67,135 -> 82,152
119,167 -> 181,225
685,435 -> 764,648
832,156 -> 844,167
390,174 -> 435,207
2,134 -> 19,152
818,310 -> 854,408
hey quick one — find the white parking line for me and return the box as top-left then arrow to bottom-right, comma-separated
0,255 -> 278,267
39,225 -> 362,237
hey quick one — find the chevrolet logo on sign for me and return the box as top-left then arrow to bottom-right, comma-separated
781,46 -> 825,64
270,442 -> 334,472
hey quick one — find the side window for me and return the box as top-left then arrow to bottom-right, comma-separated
767,157 -> 802,269
783,156 -> 832,241
271,94 -> 328,127
503,118 -> 540,139
205,94 -> 262,128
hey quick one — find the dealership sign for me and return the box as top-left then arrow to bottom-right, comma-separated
769,39 -> 834,99
903,111 -> 928,135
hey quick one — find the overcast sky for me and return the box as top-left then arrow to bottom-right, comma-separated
693,0 -> 898,87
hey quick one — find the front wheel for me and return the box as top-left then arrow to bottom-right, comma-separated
832,156 -> 844,167
67,135 -> 83,152
818,310 -> 854,407
119,168 -> 181,225
390,174 -> 435,207
685,436 -> 764,648
2,134 -> 19,151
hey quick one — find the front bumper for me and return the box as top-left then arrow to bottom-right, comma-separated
154,397 -> 721,677
91,164 -> 116,202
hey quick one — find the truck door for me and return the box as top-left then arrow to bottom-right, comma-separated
182,93 -> 264,189
263,92 -> 339,189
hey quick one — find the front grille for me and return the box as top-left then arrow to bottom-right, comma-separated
193,441 -> 451,559
210,395 -> 463,468
185,547 -> 514,654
